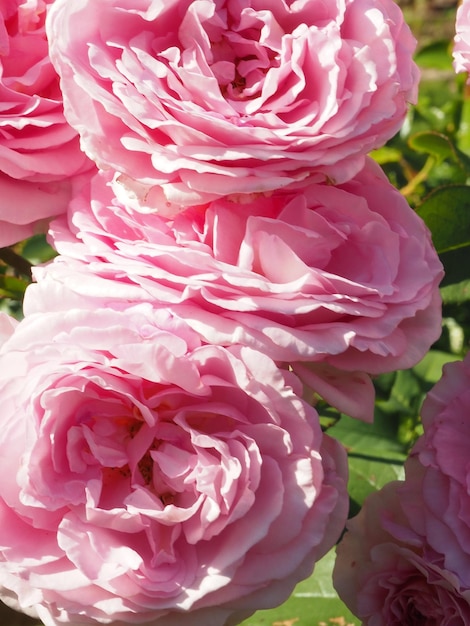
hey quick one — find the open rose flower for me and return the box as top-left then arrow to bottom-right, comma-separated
334,355 -> 470,624
0,302 -> 348,626
398,354 -> 470,589
0,313 -> 17,346
454,0 -> 470,77
333,482 -> 470,624
46,0 -> 418,208
28,157 -> 443,420
0,0 -> 93,246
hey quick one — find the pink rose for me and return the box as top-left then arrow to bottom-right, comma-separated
46,0 -> 418,208
333,482 -> 470,624
398,354 -> 470,589
0,312 -> 17,346
0,0 -> 93,246
335,355 -> 470,624
29,158 -> 442,419
0,302 -> 348,626
454,0 -> 470,77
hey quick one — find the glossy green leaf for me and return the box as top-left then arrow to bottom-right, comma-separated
346,456 -> 405,511
416,185 -> 470,253
412,350 -> 462,384
327,412 -> 406,462
239,549 -> 359,626
20,234 -> 56,265
439,246 -> 470,286
408,130 -> 456,162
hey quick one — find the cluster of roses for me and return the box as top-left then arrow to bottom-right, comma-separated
332,3 -> 470,623
0,1 -> 444,625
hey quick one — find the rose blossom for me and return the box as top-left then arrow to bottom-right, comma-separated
333,482 -> 470,624
0,312 -> 17,346
334,355 -> 470,624
46,0 -> 418,208
0,301 -> 348,626
0,0 -> 93,246
453,0 -> 470,77
27,157 -> 442,420
397,353 -> 470,589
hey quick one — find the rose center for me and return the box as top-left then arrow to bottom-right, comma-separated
208,18 -> 280,102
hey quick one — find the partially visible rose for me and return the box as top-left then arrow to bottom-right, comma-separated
0,302 -> 348,626
28,158 -> 442,419
0,174 -> 72,247
454,0 -> 470,77
335,355 -> 470,624
0,0 -> 93,246
333,482 -> 470,625
46,0 -> 418,209
399,354 -> 470,588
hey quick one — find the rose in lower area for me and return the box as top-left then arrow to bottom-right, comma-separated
46,0 -> 418,208
0,302 -> 348,626
0,313 -> 17,346
399,354 -> 470,589
335,355 -> 470,624
29,158 -> 442,420
333,482 -> 470,625
0,0 -> 92,246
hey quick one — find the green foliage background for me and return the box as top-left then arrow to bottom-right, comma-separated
1,2 -> 469,625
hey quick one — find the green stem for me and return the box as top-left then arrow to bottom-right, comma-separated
0,248 -> 32,278
400,156 -> 435,198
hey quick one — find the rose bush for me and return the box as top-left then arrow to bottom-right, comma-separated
27,158 -> 443,420
333,482 -> 470,624
454,0 -> 470,76
0,0 -> 93,246
46,0 -> 418,208
0,302 -> 348,626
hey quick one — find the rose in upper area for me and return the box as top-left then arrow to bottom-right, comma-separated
29,157 -> 442,419
0,0 -> 93,246
454,0 -> 470,77
0,302 -> 348,626
333,482 -> 470,625
45,0 -> 418,208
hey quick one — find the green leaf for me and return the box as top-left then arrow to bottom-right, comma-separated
456,85 -> 470,155
415,40 -> 453,71
328,413 -> 407,462
408,131 -> 456,163
412,349 -> 462,384
346,456 -> 405,512
0,275 -> 29,299
416,185 -> 470,253
441,279 -> 470,304
370,146 -> 402,165
239,549 -> 359,626
20,234 -> 56,265
440,246 -> 470,286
